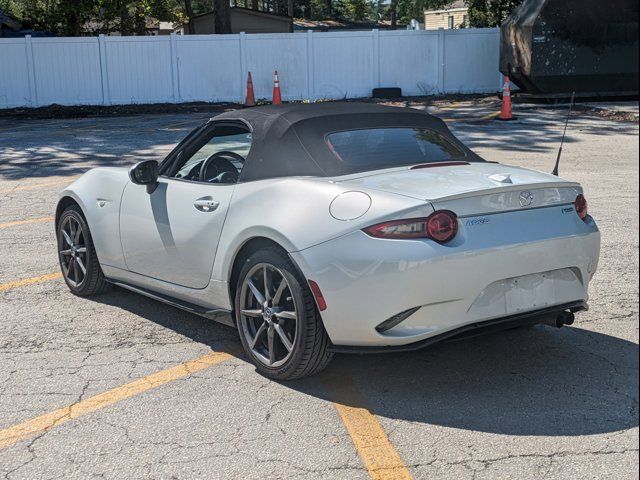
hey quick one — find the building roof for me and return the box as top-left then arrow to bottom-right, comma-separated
192,6 -> 292,22
294,18 -> 405,31
444,1 -> 467,9
0,9 -> 22,30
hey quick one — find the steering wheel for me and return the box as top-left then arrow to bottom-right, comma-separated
199,151 -> 244,184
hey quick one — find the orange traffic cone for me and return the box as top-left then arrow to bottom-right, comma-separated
244,72 -> 255,107
498,75 -> 516,121
272,70 -> 282,105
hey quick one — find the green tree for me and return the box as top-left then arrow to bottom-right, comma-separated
0,0 -> 25,17
5,0 -> 458,33
18,0 -> 97,36
288,0 -> 384,22
342,0 -> 367,21
5,0 -> 188,36
212,0 -> 230,32
464,0 -> 522,28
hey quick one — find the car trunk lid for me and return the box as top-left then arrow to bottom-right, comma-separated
335,162 -> 581,215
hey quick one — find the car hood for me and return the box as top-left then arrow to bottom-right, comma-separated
333,162 -> 579,202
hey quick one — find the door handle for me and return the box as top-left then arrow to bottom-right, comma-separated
194,197 -> 220,212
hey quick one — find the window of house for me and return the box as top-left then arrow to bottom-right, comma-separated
448,16 -> 454,29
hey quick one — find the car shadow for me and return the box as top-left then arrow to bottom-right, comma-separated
93,287 -> 638,438
313,325 -> 639,437
0,116 -> 206,181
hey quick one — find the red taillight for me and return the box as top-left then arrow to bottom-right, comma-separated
574,194 -> 588,220
363,218 -> 428,239
363,210 -> 458,244
426,211 -> 459,243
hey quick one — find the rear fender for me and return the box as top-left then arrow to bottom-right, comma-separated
211,177 -> 432,283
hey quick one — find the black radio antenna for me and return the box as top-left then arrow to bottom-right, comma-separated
552,91 -> 576,176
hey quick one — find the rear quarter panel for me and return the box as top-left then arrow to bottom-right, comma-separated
212,177 -> 433,282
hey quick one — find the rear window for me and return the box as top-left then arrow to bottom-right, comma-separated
325,127 -> 465,168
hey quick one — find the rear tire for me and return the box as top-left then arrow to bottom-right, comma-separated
235,247 -> 332,380
57,204 -> 111,297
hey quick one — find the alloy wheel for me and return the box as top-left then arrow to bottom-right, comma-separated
59,216 -> 88,288
239,263 -> 298,368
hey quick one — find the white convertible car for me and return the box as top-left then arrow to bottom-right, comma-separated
56,102 -> 600,379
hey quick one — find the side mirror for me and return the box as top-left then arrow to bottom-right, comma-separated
128,160 -> 159,194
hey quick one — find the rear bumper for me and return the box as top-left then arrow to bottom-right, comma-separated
328,301 -> 587,354
291,207 -> 600,347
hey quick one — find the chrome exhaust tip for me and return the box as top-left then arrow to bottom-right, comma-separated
544,311 -> 575,328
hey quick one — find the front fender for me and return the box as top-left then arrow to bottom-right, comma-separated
56,168 -> 130,269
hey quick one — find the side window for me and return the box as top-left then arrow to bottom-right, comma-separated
170,124 -> 251,184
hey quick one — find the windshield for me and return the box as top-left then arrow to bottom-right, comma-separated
326,127 -> 466,168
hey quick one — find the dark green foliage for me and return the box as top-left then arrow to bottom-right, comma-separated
8,1 -> 234,35
3,1 -> 187,35
2,0 -> 503,34
465,0 -> 522,28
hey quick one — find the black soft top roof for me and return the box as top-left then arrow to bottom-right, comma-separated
214,102 -> 483,181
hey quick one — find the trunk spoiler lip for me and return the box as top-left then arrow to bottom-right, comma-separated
429,181 -> 582,203
410,161 -> 471,169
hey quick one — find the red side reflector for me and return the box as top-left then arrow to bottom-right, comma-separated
574,194 -> 588,220
308,280 -> 327,311
410,161 -> 470,169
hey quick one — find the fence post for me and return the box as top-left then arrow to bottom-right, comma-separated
98,35 -> 110,105
24,35 -> 37,107
169,33 -> 180,103
306,30 -> 315,101
239,32 -> 248,103
437,28 -> 445,94
372,29 -> 380,92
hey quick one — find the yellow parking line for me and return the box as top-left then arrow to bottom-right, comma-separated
0,351 -> 232,450
0,124 -> 40,133
325,374 -> 412,480
0,272 -> 62,293
0,178 -> 76,194
443,111 -> 501,124
438,101 -> 464,111
0,216 -> 54,229
479,111 -> 501,120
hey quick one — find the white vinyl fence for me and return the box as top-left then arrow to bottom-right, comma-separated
0,28 -> 501,109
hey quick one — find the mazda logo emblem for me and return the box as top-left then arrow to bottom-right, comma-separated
519,191 -> 534,207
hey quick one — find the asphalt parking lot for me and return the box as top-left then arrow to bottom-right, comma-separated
0,100 -> 638,480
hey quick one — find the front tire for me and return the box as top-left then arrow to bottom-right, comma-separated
235,247 -> 332,380
57,204 -> 110,296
